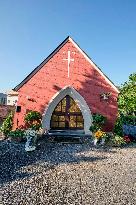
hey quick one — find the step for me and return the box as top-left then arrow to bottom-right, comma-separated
43,133 -> 91,138
49,129 -> 85,134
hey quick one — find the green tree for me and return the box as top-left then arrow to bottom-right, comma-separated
0,112 -> 13,136
118,73 -> 136,115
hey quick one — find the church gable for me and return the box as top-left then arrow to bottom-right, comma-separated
13,36 -> 119,131
14,36 -> 119,93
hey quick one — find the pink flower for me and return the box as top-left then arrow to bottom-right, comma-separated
124,136 -> 131,142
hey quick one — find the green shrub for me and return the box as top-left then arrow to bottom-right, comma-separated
24,111 -> 42,130
8,129 -> 25,138
112,135 -> 126,146
114,116 -> 123,136
114,114 -> 136,136
118,73 -> 136,115
30,123 -> 42,131
121,115 -> 136,125
0,112 -> 13,136
24,111 -> 42,122
90,113 -> 107,132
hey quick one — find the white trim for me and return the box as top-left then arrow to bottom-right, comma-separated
69,37 -> 119,93
42,86 -> 92,134
63,50 -> 74,78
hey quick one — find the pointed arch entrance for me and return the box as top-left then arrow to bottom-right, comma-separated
50,95 -> 84,130
42,86 -> 92,134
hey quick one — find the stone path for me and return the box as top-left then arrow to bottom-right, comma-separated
0,139 -> 136,205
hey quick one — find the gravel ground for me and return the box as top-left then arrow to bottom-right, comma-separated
0,139 -> 136,205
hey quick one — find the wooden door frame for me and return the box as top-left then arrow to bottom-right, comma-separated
50,95 -> 84,130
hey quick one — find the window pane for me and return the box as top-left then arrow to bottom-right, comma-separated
77,122 -> 84,128
59,116 -> 65,121
52,115 -> 58,121
55,102 -> 61,112
70,116 -> 76,121
62,105 -> 66,112
59,122 -> 65,127
77,116 -> 84,122
70,98 -> 74,106
69,98 -> 81,112
62,97 -> 66,106
69,120 -> 76,127
61,97 -> 66,112
51,122 -> 58,128
69,116 -> 76,127
69,104 -> 80,112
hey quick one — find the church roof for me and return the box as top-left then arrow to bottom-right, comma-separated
6,90 -> 18,96
14,36 -> 119,93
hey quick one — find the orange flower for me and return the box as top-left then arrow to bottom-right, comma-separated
94,130 -> 106,139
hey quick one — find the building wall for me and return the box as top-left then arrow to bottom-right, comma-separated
7,95 -> 18,106
0,93 -> 7,105
13,40 -> 118,131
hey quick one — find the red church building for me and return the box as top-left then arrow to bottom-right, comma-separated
13,36 -> 119,134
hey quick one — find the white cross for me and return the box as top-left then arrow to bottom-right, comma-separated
63,51 -> 74,78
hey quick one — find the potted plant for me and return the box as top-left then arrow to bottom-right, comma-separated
90,113 -> 107,131
93,129 -> 107,145
90,113 -> 107,145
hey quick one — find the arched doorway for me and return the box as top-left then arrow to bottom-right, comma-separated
42,86 -> 92,134
50,95 -> 84,130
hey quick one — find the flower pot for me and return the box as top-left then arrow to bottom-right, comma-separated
101,138 -> 105,145
94,138 -> 98,145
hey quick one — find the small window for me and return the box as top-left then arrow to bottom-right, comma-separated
0,98 -> 6,105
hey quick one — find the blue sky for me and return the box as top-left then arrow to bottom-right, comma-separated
0,0 -> 136,92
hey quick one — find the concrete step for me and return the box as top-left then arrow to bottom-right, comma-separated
49,129 -> 85,134
43,133 -> 91,140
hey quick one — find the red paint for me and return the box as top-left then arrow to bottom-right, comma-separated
13,40 -> 118,131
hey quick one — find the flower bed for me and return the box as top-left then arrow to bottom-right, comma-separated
8,129 -> 25,142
